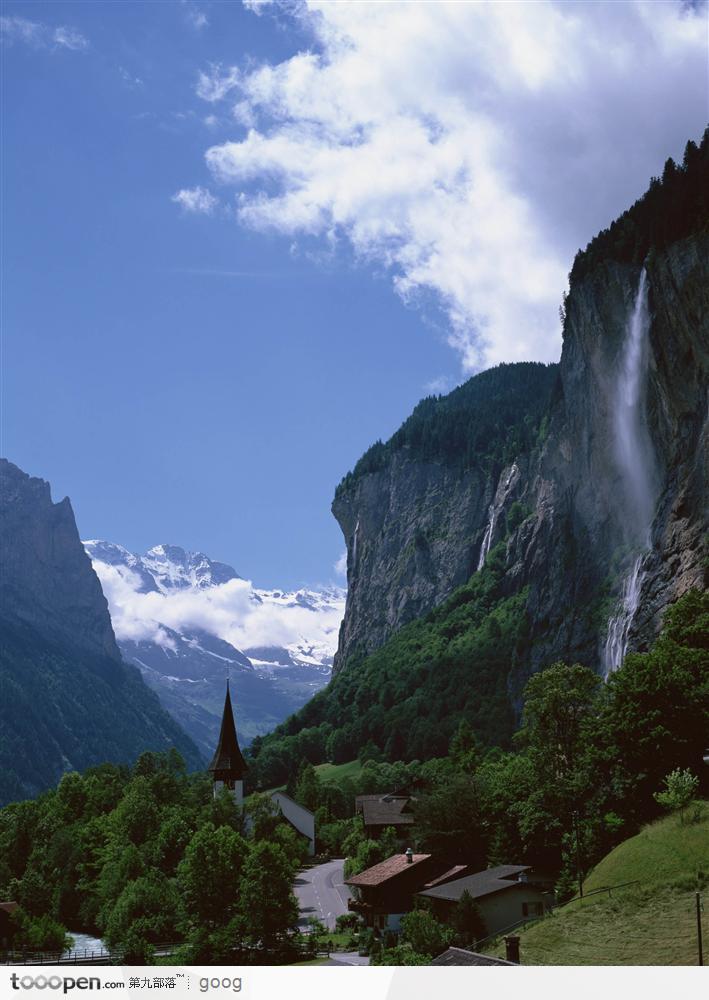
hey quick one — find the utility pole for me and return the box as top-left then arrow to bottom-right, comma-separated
572,811 -> 583,899
697,892 -> 704,966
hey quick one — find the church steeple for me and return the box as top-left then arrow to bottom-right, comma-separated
208,681 -> 247,804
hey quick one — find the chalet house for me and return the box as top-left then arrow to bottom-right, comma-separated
417,864 -> 553,940
355,792 -> 415,841
345,851 -> 477,932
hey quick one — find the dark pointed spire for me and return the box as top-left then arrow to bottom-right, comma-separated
208,680 -> 248,781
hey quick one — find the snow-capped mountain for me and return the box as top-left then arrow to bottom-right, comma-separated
83,540 -> 345,759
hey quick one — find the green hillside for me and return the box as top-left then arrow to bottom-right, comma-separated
315,760 -> 364,786
486,806 -> 709,966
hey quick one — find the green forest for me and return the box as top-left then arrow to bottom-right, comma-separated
570,126 -> 709,281
337,361 -> 558,493
248,541 -> 526,786
0,752 -> 312,964
1,590 -> 705,966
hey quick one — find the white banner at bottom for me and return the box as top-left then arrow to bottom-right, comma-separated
2,964 -> 706,1000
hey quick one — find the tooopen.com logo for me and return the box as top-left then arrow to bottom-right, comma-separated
9,974 -> 124,993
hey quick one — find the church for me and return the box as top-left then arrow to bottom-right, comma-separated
208,680 -> 248,807
208,681 -> 316,856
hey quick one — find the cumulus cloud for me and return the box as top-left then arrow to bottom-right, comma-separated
334,550 -> 347,577
193,0 -> 706,370
172,185 -> 218,214
1,16 -> 89,51
93,560 -> 344,658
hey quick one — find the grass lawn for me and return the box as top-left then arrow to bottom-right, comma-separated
313,931 -> 357,951
316,760 -> 364,786
289,957 -> 331,966
482,804 -> 708,966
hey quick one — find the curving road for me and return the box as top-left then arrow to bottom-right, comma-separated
294,858 -> 352,931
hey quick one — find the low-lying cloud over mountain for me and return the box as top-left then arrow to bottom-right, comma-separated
84,540 -> 345,757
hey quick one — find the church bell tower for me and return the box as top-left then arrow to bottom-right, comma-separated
208,680 -> 248,807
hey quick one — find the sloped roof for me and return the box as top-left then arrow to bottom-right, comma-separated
346,853 -> 431,887
355,793 -> 415,827
432,947 -> 514,967
422,864 -> 471,889
419,865 -> 532,902
208,682 -> 247,779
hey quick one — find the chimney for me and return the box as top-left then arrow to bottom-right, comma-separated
405,847 -> 414,864
504,935 -> 521,964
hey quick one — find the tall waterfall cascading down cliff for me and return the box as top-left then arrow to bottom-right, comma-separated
603,269 -> 657,675
477,505 -> 496,570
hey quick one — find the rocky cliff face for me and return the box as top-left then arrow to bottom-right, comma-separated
0,460 -> 201,805
333,232 -> 708,691
0,460 -> 120,661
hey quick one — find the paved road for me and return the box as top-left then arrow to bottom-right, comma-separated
294,858 -> 352,931
326,952 -> 370,966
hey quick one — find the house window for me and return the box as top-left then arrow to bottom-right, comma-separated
522,902 -> 544,917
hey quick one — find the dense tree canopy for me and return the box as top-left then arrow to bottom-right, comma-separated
0,752 -> 306,963
337,361 -> 558,492
570,127 -> 709,281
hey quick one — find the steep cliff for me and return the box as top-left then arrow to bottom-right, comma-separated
0,461 -> 120,661
0,460 -> 202,805
245,136 -> 709,782
332,143 -> 708,690
332,363 -> 558,670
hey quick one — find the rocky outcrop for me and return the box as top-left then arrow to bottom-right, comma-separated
0,460 -> 202,805
332,232 -> 708,691
0,460 -> 120,661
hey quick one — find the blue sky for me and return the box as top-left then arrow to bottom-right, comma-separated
2,1 -> 706,588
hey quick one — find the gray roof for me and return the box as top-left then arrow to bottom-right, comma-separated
431,947 -> 514,967
355,793 -> 415,828
419,865 -> 532,903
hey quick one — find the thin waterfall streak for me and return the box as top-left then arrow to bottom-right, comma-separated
603,553 -> 645,676
603,269 -> 656,675
477,504 -> 495,571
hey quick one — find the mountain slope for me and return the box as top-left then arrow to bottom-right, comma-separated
0,460 -> 202,806
248,131 -> 708,782
84,540 -> 344,757
486,806 -> 709,965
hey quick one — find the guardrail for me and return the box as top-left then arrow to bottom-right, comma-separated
1,942 -> 183,966
568,879 -> 639,903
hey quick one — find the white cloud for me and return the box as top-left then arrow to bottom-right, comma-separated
1,16 -> 88,51
192,0 -> 706,371
92,559 -> 345,658
183,2 -> 209,31
172,185 -> 218,214
197,64 -> 241,102
53,26 -> 89,51
334,550 -> 347,577
426,376 -> 458,397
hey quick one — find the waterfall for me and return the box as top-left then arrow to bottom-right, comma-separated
603,553 -> 645,676
613,268 -> 656,541
603,269 -> 656,675
477,504 -> 496,570
351,519 -> 360,567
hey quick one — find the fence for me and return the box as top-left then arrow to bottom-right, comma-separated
2,941 -> 182,966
